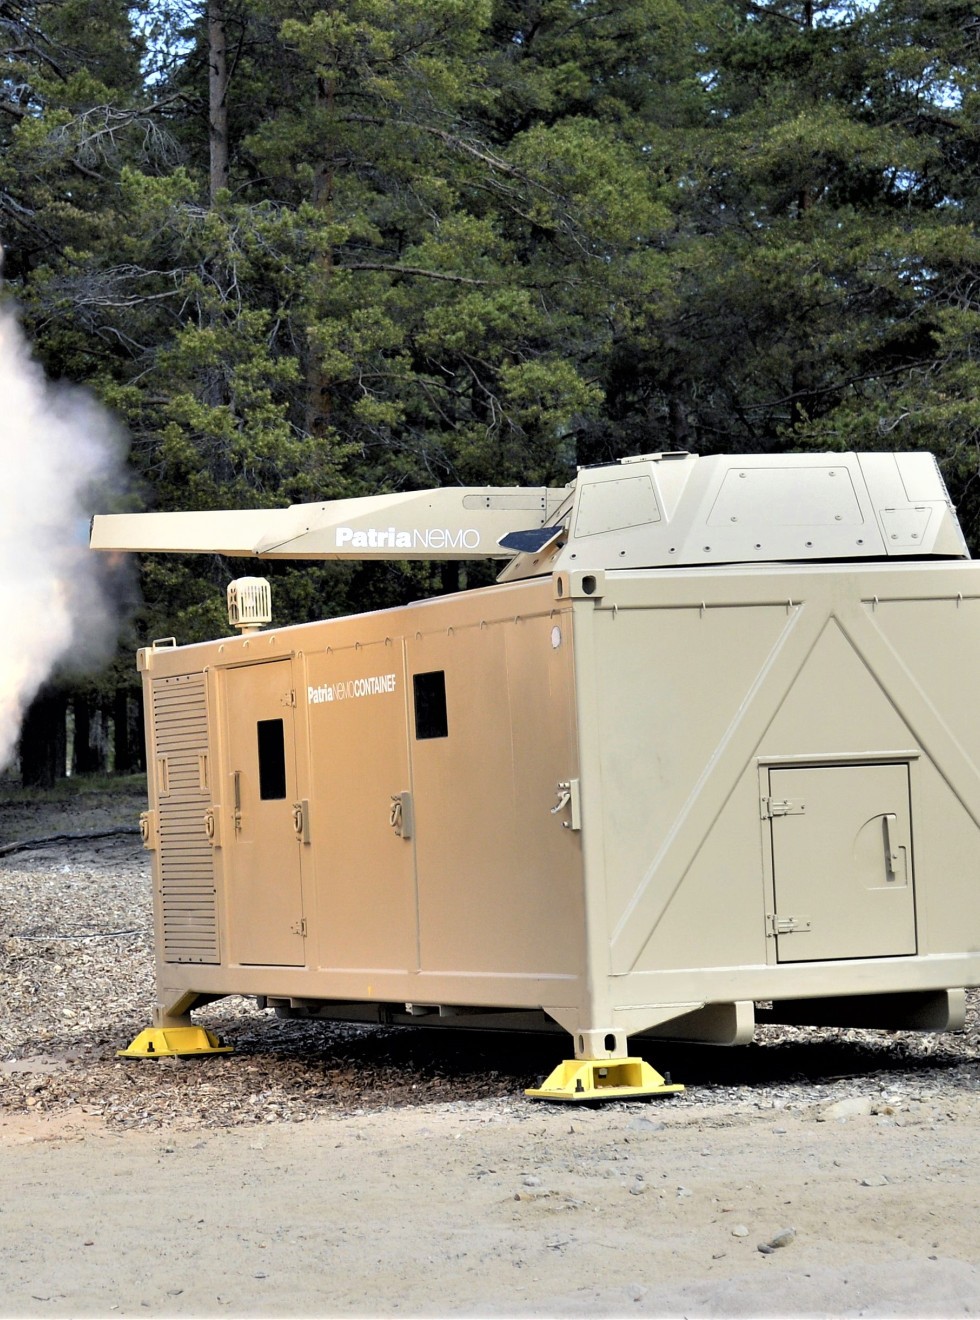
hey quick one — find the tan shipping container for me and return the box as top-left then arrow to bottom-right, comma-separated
93,452 -> 980,1096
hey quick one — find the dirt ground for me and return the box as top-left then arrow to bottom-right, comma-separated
3,1091 -> 980,1318
2,783 -> 980,1318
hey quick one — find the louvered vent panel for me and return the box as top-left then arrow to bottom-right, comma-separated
152,673 -> 219,963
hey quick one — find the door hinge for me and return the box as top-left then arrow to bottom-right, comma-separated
767,913 -> 812,936
761,796 -> 806,819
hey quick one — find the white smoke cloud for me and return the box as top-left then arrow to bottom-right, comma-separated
0,299 -> 128,772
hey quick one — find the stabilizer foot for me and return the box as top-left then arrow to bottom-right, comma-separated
118,1026 -> 233,1059
525,1056 -> 683,1103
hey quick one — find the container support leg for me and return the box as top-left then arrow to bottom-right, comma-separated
526,1056 -> 684,1103
118,1025 -> 232,1059
118,991 -> 234,1058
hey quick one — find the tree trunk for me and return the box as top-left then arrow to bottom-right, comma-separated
112,689 -> 144,774
668,390 -> 690,449
71,693 -> 103,775
208,0 -> 230,203
91,701 -> 111,773
204,2 -> 235,419
19,687 -> 67,788
440,562 -> 460,595
306,72 -> 335,441
133,687 -> 146,772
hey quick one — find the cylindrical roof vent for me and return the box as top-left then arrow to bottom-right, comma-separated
227,577 -> 272,634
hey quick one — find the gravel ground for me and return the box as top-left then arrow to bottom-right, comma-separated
4,783 -> 980,1319
2,782 -> 979,1131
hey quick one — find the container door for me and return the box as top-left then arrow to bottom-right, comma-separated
223,659 -> 306,966
406,614 -> 581,976
304,642 -> 417,972
768,763 -> 916,962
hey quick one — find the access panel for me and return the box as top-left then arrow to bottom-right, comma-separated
768,763 -> 916,962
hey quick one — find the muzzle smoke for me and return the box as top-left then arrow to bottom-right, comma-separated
0,299 -> 127,772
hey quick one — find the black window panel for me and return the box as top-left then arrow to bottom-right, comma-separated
414,671 -> 448,740
257,719 -> 287,799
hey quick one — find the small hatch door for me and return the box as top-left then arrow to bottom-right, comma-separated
768,763 -> 915,962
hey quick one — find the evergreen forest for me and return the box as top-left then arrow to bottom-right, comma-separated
2,0 -> 979,781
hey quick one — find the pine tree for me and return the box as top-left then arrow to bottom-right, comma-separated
597,0 -> 980,501
7,0 -> 980,673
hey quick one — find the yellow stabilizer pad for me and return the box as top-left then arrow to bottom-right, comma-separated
525,1056 -> 684,1103
118,1026 -> 233,1059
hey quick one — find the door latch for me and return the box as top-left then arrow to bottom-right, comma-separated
204,807 -> 220,846
389,791 -> 414,840
883,813 -> 901,877
551,779 -> 582,830
139,810 -> 157,851
292,799 -> 311,844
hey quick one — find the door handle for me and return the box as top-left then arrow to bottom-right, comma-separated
292,799 -> 311,844
883,813 -> 900,877
550,779 -> 581,830
389,792 -> 413,840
